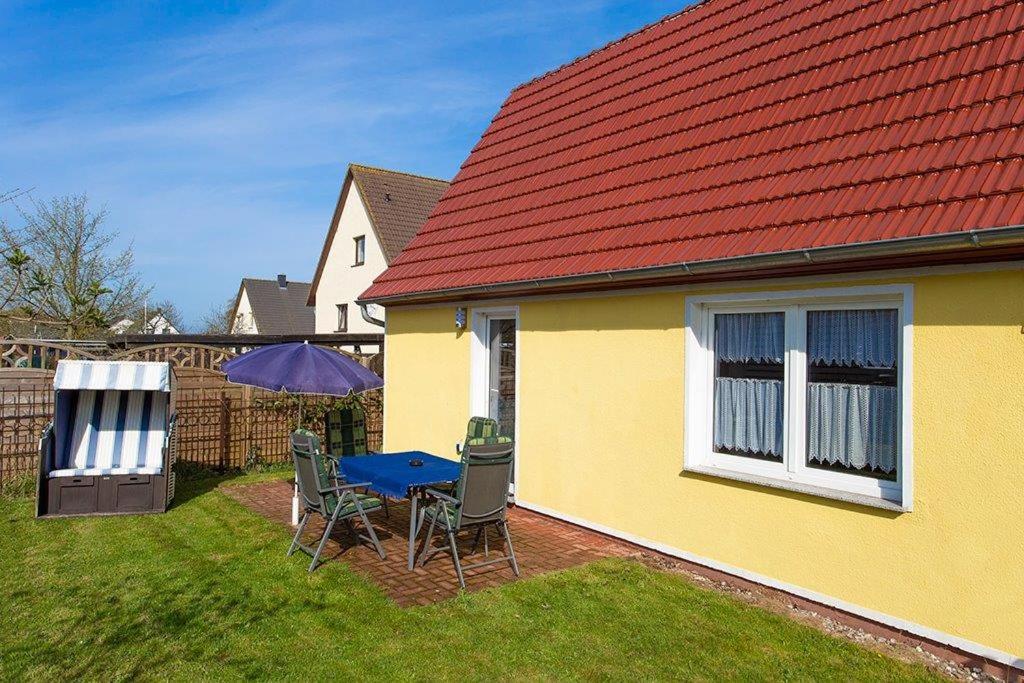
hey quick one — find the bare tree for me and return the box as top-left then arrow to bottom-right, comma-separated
199,295 -> 238,334
0,185 -> 33,324
148,299 -> 186,333
115,298 -> 187,335
1,195 -> 151,338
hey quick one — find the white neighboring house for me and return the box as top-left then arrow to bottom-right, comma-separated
230,275 -> 314,335
110,312 -> 179,335
308,164 -> 448,336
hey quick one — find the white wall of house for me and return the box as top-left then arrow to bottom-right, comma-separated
232,289 -> 258,334
313,186 -> 387,335
110,313 -> 179,335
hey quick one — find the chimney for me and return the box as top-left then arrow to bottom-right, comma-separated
277,274 -> 287,289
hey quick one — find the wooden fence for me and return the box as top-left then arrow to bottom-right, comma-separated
0,339 -> 383,485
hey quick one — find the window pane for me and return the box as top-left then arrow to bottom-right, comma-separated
806,309 -> 898,479
355,236 -> 365,264
488,319 -> 516,439
713,312 -> 784,462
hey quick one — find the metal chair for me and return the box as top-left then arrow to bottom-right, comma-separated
460,416 -> 501,452
416,436 -> 519,588
324,406 -> 389,518
287,430 -> 386,572
324,405 -> 371,456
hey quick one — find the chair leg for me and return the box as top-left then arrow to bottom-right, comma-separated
309,510 -> 340,572
417,512 -> 439,567
356,506 -> 386,560
499,520 -> 520,577
447,526 -> 465,589
287,511 -> 311,557
470,526 -> 483,554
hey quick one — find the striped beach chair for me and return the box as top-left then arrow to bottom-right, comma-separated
37,360 -> 177,517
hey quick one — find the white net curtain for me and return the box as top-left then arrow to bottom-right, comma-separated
713,312 -> 784,458
806,309 -> 899,475
712,309 -> 899,476
713,376 -> 784,456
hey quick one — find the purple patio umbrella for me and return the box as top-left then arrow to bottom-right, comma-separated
222,341 -> 382,526
221,342 -> 383,426
221,341 -> 382,396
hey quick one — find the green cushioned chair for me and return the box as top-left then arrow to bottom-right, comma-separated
456,416 -> 507,457
287,429 -> 385,572
417,434 -> 518,588
325,406 -> 370,456
465,416 -> 501,441
324,406 -> 390,517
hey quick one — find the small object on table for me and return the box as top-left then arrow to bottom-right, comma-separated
409,458 -> 423,467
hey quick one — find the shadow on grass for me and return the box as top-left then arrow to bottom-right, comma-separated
171,461 -> 295,509
170,465 -> 246,508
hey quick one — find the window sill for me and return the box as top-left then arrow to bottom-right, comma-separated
683,464 -> 908,513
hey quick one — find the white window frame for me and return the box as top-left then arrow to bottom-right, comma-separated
354,235 -> 365,266
336,303 -> 348,332
684,284 -> 913,510
469,306 -> 520,494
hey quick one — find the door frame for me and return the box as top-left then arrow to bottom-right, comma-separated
469,305 -> 520,494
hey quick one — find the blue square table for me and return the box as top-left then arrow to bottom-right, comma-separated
337,451 -> 461,569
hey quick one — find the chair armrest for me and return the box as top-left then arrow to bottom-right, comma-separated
318,482 -> 374,494
424,488 -> 461,507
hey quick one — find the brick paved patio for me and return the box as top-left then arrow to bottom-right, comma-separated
223,480 -> 634,606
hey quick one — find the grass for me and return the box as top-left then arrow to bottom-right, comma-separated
0,473 -> 942,682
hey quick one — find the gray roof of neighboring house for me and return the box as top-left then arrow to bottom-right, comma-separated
308,164 -> 449,304
235,277 -> 314,335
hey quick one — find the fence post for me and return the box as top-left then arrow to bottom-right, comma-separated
219,391 -> 229,471
242,384 -> 252,466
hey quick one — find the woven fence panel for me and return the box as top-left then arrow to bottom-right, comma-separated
0,375 -> 383,484
0,382 -> 53,485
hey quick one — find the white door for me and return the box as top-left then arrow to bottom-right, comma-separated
470,307 -> 519,492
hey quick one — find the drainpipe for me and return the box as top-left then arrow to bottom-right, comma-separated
359,303 -> 385,328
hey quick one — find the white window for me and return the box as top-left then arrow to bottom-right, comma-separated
354,235 -> 365,265
684,285 -> 912,509
336,303 -> 348,332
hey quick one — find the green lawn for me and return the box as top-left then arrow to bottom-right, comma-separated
0,473 -> 941,682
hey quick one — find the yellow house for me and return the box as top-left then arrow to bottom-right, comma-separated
360,0 -> 1024,668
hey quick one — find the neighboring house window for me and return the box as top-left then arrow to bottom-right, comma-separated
336,304 -> 348,332
354,235 -> 365,266
684,285 -> 911,508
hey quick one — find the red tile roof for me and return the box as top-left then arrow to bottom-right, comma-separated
362,0 -> 1024,302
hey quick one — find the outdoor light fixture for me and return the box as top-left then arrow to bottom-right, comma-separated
455,307 -> 467,329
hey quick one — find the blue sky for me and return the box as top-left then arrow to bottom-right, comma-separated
0,0 -> 681,327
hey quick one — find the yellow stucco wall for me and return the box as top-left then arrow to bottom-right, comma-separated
384,306 -> 471,458
383,267 -> 1024,657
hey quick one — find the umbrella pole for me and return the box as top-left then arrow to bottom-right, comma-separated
298,395 -> 304,430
